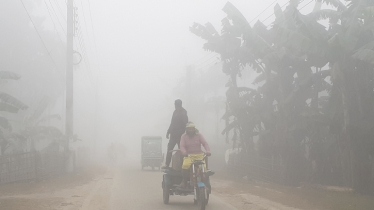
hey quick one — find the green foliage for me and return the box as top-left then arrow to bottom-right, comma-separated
192,0 -> 374,192
0,1 -> 65,155
0,71 -> 21,80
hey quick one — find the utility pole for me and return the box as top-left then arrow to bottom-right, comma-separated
186,65 -> 192,111
66,0 -> 74,152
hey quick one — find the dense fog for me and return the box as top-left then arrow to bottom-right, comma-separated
2,0 -> 374,209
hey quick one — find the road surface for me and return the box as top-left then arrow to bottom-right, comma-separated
80,160 -> 237,210
0,158 -> 300,210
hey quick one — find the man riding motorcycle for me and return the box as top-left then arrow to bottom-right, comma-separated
179,122 -> 211,189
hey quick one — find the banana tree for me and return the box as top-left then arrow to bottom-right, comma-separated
0,71 -> 28,155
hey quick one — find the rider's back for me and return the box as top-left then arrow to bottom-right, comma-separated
180,133 -> 210,155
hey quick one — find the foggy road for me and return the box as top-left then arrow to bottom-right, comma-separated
79,160 -> 236,210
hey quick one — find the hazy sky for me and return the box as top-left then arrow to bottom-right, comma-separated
88,0 -> 293,148
34,0 -> 316,153
86,0 -> 316,151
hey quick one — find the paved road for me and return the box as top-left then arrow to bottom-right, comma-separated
84,160 -> 237,210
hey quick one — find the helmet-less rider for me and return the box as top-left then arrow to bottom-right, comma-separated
179,122 -> 211,189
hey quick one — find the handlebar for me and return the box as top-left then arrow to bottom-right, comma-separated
168,150 -> 211,157
187,152 -> 210,158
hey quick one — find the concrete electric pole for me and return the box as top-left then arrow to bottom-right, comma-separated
66,0 -> 74,151
186,65 -> 192,110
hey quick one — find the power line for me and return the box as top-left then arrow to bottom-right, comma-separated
195,54 -> 218,67
53,0 -> 67,21
249,0 -> 279,24
194,52 -> 216,63
75,13 -> 95,85
266,0 -> 314,28
87,0 -> 99,58
196,60 -> 219,70
87,0 -> 100,72
261,0 -> 292,24
20,0 -> 60,71
44,0 -> 66,41
76,22 -> 91,76
86,0 -> 102,87
75,0 -> 95,80
70,0 -> 98,90
48,0 -> 66,33
79,0 -> 92,49
74,31 -> 95,90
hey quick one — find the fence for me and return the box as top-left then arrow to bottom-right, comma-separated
0,148 -> 89,185
0,151 -> 64,185
0,152 -> 37,184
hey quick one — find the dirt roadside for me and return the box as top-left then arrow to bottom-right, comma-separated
212,171 -> 374,210
0,165 -> 112,210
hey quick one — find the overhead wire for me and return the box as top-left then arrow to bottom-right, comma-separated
249,0 -> 279,24
74,4 -> 96,88
88,0 -> 102,89
79,0 -> 91,48
87,0 -> 99,61
76,19 -> 92,77
47,0 -> 66,34
194,52 -> 216,64
44,0 -> 66,41
194,54 -> 219,68
20,0 -> 61,72
265,0 -> 314,28
76,0 -> 94,81
53,0 -> 67,21
197,60 -> 220,70
261,0 -> 292,25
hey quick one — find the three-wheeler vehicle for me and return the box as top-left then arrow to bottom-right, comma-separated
141,136 -> 163,170
162,150 -> 214,210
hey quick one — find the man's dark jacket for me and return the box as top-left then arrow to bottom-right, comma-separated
167,107 -> 188,140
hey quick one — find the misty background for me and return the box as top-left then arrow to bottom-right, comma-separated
3,1 -> 374,208
0,0 -> 311,158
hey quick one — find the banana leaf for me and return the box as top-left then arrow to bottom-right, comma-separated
222,2 -> 250,28
0,92 -> 28,111
273,25 -> 313,54
352,48 -> 374,64
297,12 -> 329,41
322,0 -> 347,11
221,120 -> 239,135
0,71 -> 21,80
0,102 -> 20,113
307,9 -> 342,22
30,96 -> 50,122
253,72 -> 266,84
0,116 -> 11,130
36,114 -> 62,125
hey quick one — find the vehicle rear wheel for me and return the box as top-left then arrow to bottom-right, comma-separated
163,188 -> 169,204
197,187 -> 206,210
